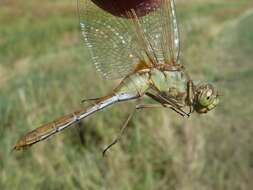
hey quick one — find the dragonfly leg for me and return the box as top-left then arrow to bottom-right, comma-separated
81,94 -> 116,104
102,103 -> 160,156
146,92 -> 190,117
164,104 -> 189,117
103,102 -> 187,156
135,104 -> 166,109
81,97 -> 100,103
102,108 -> 136,156
162,101 -> 190,118
136,103 -> 188,117
186,80 -> 195,114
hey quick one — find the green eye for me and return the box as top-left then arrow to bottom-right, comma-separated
195,83 -> 219,114
198,88 -> 212,105
199,95 -> 213,106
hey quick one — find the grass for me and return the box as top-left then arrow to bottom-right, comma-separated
1,0 -> 253,189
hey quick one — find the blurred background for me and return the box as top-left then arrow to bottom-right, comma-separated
1,0 -> 253,189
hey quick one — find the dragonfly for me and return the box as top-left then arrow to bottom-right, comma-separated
13,0 -> 219,152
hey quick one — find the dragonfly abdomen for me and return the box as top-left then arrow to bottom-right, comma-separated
13,93 -> 139,151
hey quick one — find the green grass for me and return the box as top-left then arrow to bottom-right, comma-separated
1,0 -> 253,189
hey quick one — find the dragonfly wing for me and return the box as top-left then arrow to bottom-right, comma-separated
136,0 -> 181,64
170,0 -> 180,63
78,0 -> 148,79
78,0 -> 181,80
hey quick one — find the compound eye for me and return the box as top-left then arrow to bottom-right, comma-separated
195,83 -> 219,113
199,89 -> 214,107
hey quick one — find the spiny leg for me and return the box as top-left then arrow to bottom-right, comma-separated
81,97 -> 101,103
136,104 -> 166,109
158,97 -> 190,117
102,101 -> 188,156
136,103 -> 187,117
186,80 -> 195,114
102,90 -> 191,156
81,94 -> 115,104
164,104 -> 189,117
146,92 -> 190,117
102,103 -> 162,156
147,85 -> 190,117
102,108 -> 136,156
158,94 -> 190,117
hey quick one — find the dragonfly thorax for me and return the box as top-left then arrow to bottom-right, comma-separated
149,68 -> 189,105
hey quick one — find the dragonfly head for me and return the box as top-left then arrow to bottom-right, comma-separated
194,83 -> 219,114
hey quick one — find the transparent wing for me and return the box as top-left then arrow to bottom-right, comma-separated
78,0 -> 181,80
78,0 -> 146,80
133,0 -> 181,64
